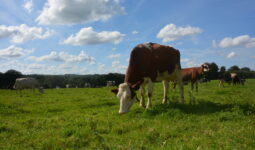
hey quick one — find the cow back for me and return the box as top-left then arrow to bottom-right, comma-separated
125,43 -> 180,85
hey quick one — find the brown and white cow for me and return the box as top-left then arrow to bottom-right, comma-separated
111,43 -> 184,114
173,64 -> 210,92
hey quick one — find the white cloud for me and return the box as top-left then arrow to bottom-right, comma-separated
217,35 -> 255,48
111,60 -> 126,73
226,52 -> 237,59
23,0 -> 33,13
0,60 -> 91,74
132,31 -> 139,34
0,24 -> 54,43
0,45 -> 33,58
212,40 -> 218,48
180,58 -> 200,68
63,27 -> 125,45
29,51 -> 96,63
36,0 -> 124,25
112,60 -> 120,67
181,58 -> 190,63
157,24 -> 202,42
107,53 -> 121,59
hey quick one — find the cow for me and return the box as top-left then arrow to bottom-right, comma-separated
219,73 -> 232,87
230,73 -> 246,85
173,64 -> 210,92
106,81 -> 116,87
13,77 -> 44,94
231,73 -> 240,85
111,43 -> 184,114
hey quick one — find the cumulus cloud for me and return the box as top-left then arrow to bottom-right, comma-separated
226,52 -> 237,59
0,24 -> 54,43
157,24 -> 202,42
107,53 -> 121,59
111,60 -> 126,73
29,51 -> 96,64
36,0 -> 124,25
23,0 -> 33,13
217,35 -> 255,48
181,58 -> 200,67
0,45 -> 33,58
132,31 -> 139,34
63,27 -> 125,45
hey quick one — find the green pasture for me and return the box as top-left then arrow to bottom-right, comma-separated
0,80 -> 255,150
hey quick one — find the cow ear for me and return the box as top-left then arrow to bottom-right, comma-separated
131,81 -> 142,90
111,88 -> 119,95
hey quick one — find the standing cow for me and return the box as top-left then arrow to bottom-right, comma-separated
111,43 -> 184,114
173,64 -> 210,92
13,77 -> 44,94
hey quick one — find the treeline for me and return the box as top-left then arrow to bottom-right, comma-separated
1,63 -> 255,89
0,70 -> 124,89
204,63 -> 255,80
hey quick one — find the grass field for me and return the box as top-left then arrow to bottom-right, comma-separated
0,80 -> 255,150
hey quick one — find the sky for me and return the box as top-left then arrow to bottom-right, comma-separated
0,0 -> 255,75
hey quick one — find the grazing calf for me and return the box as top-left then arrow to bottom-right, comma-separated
174,64 -> 210,92
111,43 -> 184,114
13,77 -> 44,94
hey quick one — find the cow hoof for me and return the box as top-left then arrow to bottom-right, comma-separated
162,100 -> 167,104
140,104 -> 146,108
146,105 -> 152,109
162,98 -> 168,104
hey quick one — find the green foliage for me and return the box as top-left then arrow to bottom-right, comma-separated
0,80 -> 255,149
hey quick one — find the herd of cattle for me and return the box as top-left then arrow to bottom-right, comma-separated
12,43 -> 246,114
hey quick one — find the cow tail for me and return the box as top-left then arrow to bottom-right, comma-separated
177,49 -> 182,69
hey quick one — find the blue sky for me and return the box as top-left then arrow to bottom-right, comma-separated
0,0 -> 254,74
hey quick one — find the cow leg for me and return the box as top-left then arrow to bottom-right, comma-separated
176,68 -> 184,103
146,80 -> 154,109
191,82 -> 194,91
162,80 -> 169,104
172,81 -> 177,90
139,84 -> 146,108
195,80 -> 198,92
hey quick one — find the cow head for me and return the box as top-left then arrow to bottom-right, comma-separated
111,83 -> 138,114
201,63 -> 210,72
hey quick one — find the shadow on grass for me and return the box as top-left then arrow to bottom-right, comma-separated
145,100 -> 255,116
81,101 -> 116,109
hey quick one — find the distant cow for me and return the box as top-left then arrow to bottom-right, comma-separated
106,81 -> 116,87
84,83 -> 91,88
111,43 -> 184,114
219,73 -> 232,87
219,73 -> 245,87
173,64 -> 210,92
231,73 -> 246,85
13,77 -> 44,94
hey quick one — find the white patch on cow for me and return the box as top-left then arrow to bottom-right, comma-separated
155,64 -> 184,103
117,83 -> 136,114
202,63 -> 210,72
138,42 -> 153,50
14,77 -> 44,94
156,65 -> 179,81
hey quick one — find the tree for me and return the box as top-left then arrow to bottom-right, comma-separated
219,66 -> 226,73
205,62 -> 219,80
228,65 -> 240,72
241,67 -> 251,72
3,69 -> 23,89
218,66 -> 226,79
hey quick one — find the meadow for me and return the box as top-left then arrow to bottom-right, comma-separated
0,80 -> 255,150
